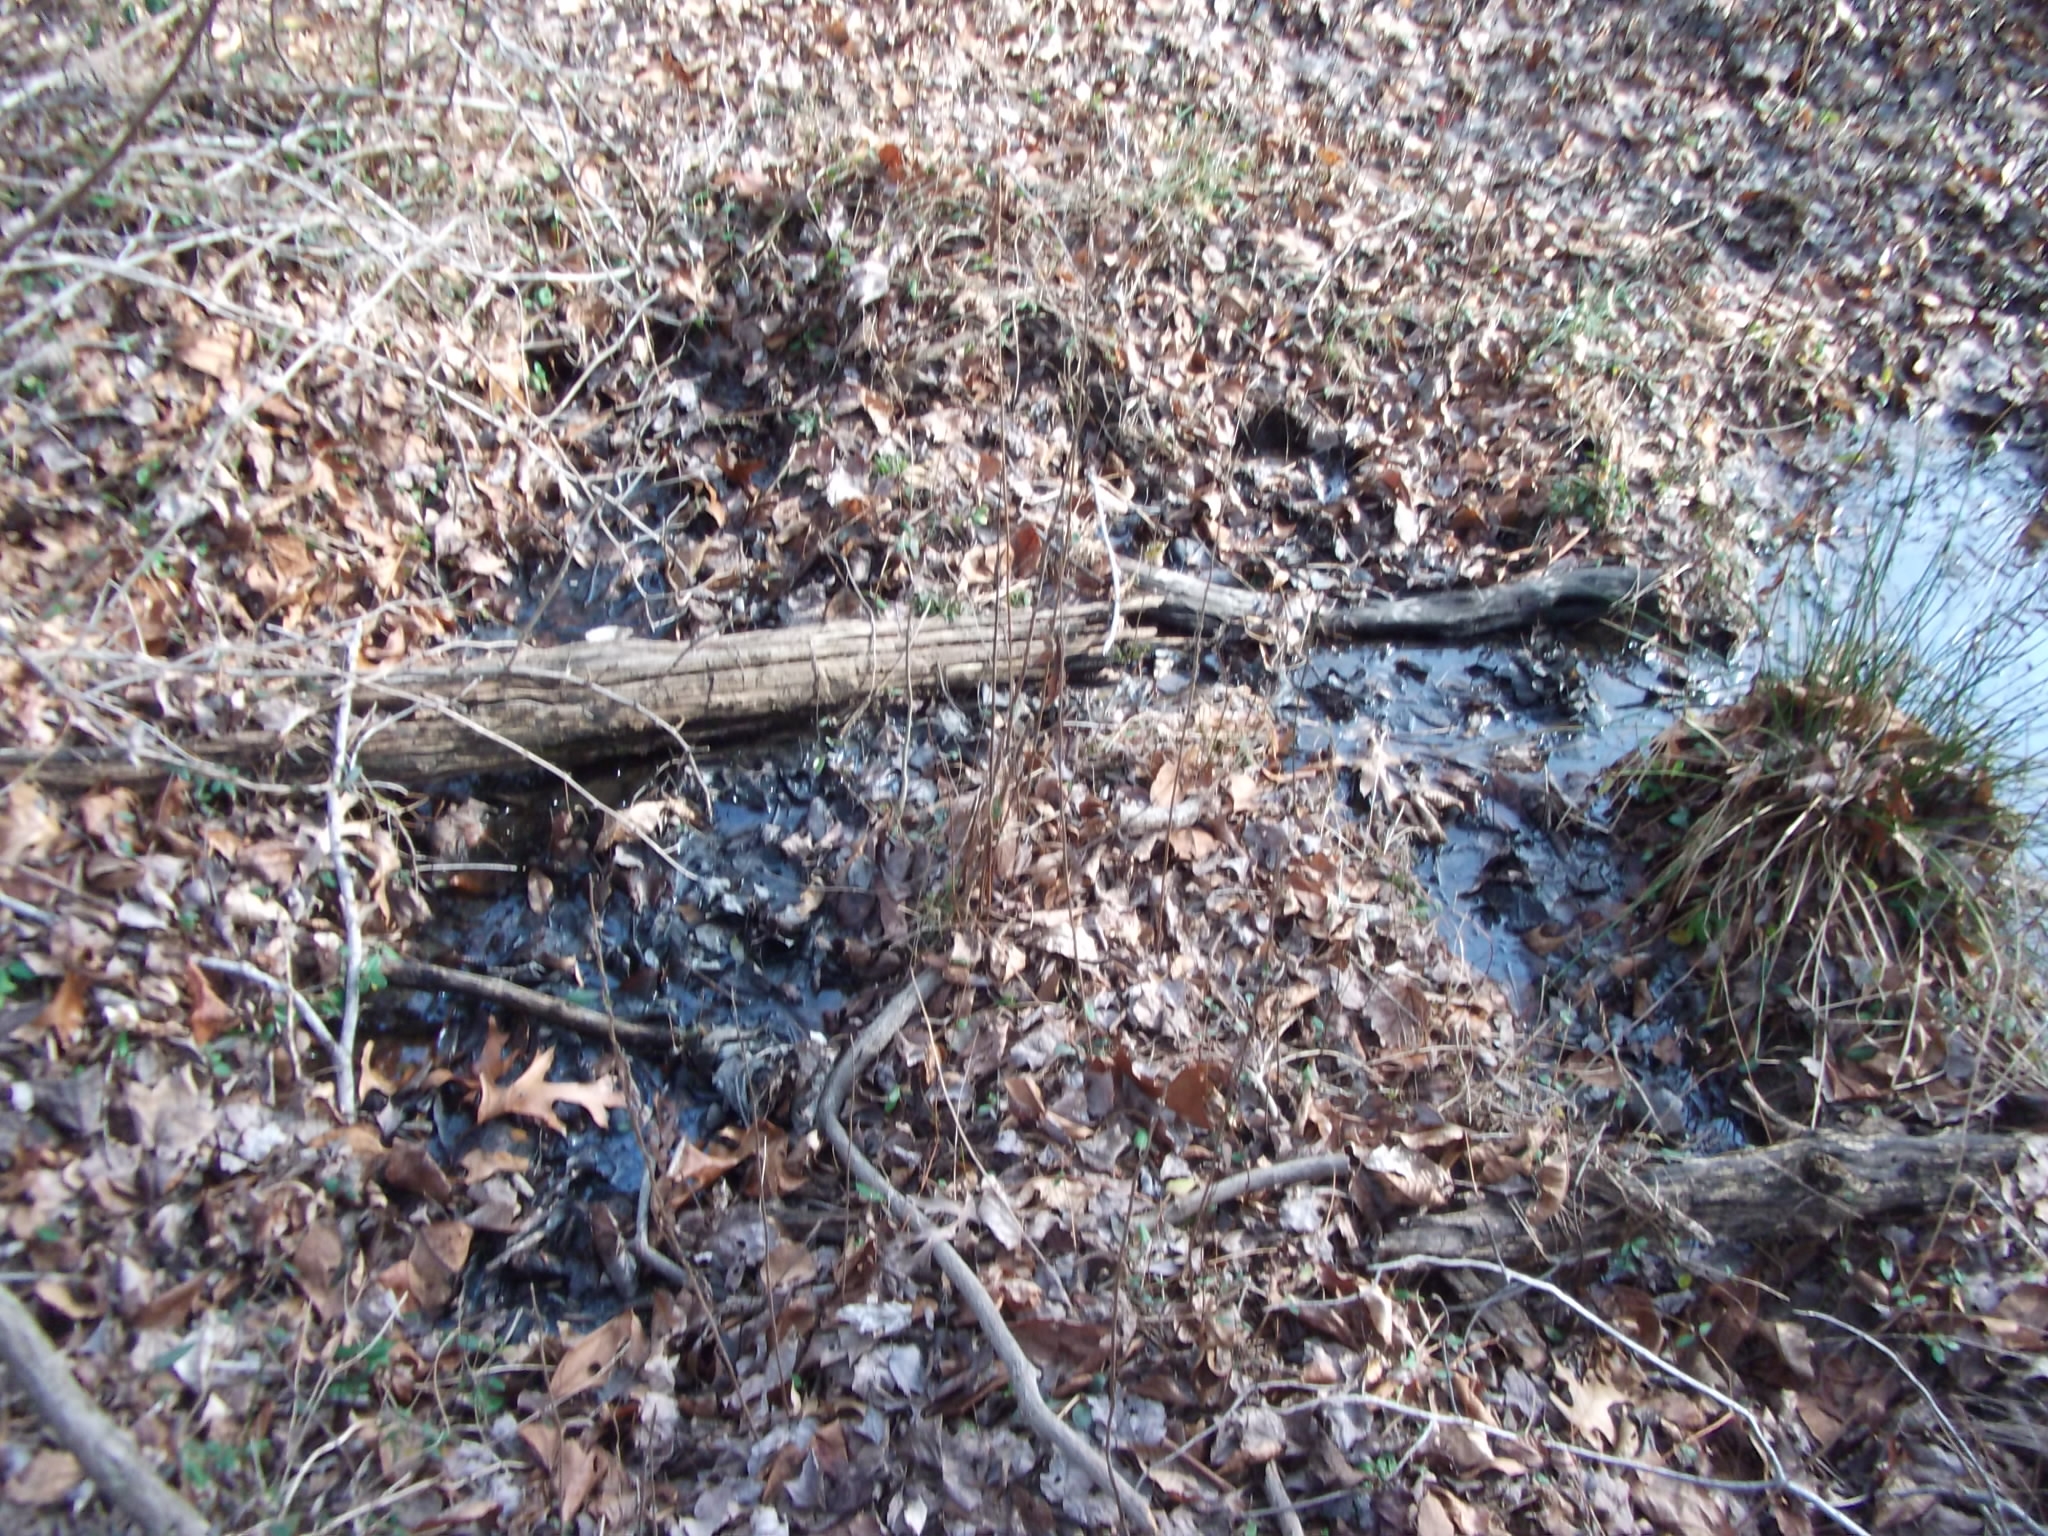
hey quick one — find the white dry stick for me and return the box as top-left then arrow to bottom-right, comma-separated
124,219 -> 460,590
1259,1381 -> 1826,1512
816,975 -> 1159,1534
1089,472 -> 1128,657
1264,1460 -> 1307,1536
325,620 -> 366,1119
0,892 -> 57,927
0,1285 -> 211,1536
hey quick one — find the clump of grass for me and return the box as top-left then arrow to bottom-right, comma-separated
1547,453 -> 1633,531
1607,431 -> 2048,1083
1613,681 -> 2017,1060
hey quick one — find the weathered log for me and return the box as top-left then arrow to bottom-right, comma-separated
1121,566 -> 1267,629
0,565 -> 1650,790
1323,564 -> 1655,639
351,602 -> 1135,781
1128,562 -> 1656,640
0,602 -> 1142,788
1377,1127 -> 2024,1264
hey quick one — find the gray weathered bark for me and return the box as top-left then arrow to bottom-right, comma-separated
1376,1127 -> 2022,1264
1128,562 -> 1655,640
0,565 -> 1652,788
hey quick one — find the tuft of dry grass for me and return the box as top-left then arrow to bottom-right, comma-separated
1609,423 -> 2048,1107
1610,676 -> 2024,1080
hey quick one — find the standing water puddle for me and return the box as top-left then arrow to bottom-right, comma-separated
1279,636 -> 1748,1003
1281,419 -> 2046,1014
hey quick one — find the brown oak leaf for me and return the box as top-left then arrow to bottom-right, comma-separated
549,1311 -> 646,1403
475,1025 -> 627,1134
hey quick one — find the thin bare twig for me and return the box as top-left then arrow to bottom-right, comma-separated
325,621 -> 365,1118
350,680 -> 692,878
485,660 -> 716,822
1373,1255 -> 1874,1536
1242,1378 -> 1872,1521
0,892 -> 57,927
1162,1152 -> 1351,1228
815,973 -> 1159,1534
0,1285 -> 211,1536
0,0 -> 224,266
197,956 -> 341,1062
380,958 -> 675,1050
1792,1308 -> 2046,1536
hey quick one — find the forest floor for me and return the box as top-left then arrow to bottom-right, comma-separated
2,1 -> 2047,1533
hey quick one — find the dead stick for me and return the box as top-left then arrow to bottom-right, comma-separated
380,958 -> 675,1050
1264,1461 -> 1307,1536
0,1285 -> 211,1536
0,0 -> 223,266
324,621 -> 364,1118
1162,1152 -> 1352,1228
196,957 -> 341,1062
816,974 -> 1159,1534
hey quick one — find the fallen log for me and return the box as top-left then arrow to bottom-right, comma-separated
1376,1127 -> 2024,1264
1128,562 -> 1656,640
1,601 -> 1141,788
350,602 -> 1134,781
0,565 -> 1652,789
1325,564 -> 1655,640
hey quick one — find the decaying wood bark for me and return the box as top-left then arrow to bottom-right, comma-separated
1377,1127 -> 2024,1264
351,602 -> 1130,781
1128,562 -> 1657,640
2,602 -> 1138,787
1,565 -> 1651,788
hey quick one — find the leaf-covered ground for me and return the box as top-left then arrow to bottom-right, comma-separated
2,0 -> 2046,1532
